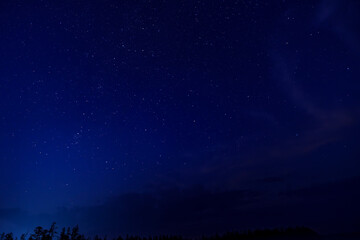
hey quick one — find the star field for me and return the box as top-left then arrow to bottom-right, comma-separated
0,0 -> 360,236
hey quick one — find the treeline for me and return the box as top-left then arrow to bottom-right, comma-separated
0,223 -> 318,240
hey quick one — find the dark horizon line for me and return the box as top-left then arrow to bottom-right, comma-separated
3,223 -> 360,240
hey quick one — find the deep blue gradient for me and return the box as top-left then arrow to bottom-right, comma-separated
0,0 -> 359,236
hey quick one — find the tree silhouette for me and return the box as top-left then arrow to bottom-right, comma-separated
20,234 -> 27,240
1,224 -> 320,240
4,233 -> 13,240
29,227 -> 43,240
60,228 -> 69,240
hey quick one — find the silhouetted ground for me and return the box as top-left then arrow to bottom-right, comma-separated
1,224 -> 359,240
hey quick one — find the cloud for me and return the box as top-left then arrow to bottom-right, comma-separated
259,176 -> 285,184
316,0 -> 360,54
267,48 -> 355,161
1,177 -> 360,236
53,187 -> 261,237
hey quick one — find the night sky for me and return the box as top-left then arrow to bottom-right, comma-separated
1,0 -> 360,236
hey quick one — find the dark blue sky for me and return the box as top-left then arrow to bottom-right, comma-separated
0,0 -> 360,236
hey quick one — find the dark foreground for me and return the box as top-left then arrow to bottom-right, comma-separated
1,224 -> 359,240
